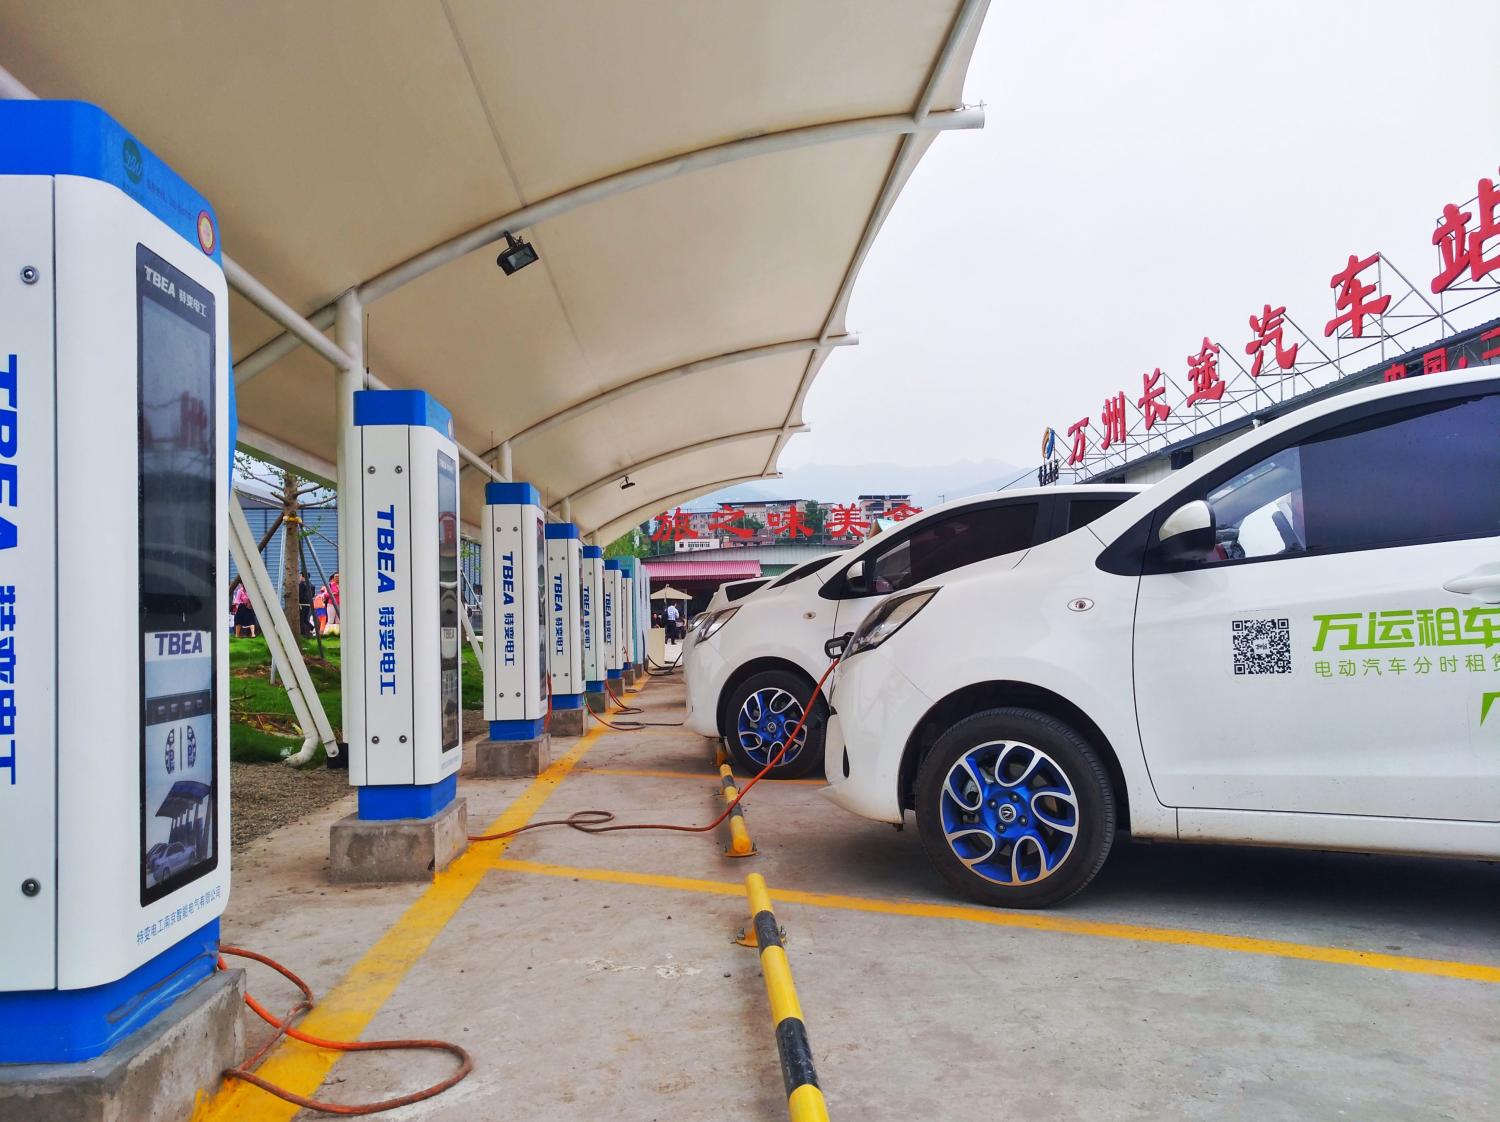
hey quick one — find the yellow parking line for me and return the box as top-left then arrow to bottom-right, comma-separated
196,727 -> 607,1122
576,765 -> 823,786
492,857 -> 1500,986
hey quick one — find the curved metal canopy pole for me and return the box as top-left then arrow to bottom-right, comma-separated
229,108 -> 979,382
459,337 -> 853,471
585,473 -> 781,540
550,425 -> 805,510
765,0 -> 990,473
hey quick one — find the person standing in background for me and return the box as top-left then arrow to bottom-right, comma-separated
231,583 -> 257,638
326,572 -> 341,636
298,575 -> 314,636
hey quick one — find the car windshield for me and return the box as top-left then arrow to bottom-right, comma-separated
767,554 -> 838,588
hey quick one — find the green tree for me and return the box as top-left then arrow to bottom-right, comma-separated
234,452 -> 334,637
604,526 -> 649,558
802,500 -> 828,537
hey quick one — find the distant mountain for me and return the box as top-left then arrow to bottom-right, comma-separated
693,459 -> 1024,511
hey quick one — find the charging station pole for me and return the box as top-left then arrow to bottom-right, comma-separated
602,559 -> 623,694
544,523 -> 586,737
329,388 -> 468,884
0,101 -> 245,1110
478,483 -> 550,775
581,545 -> 606,713
620,559 -> 638,685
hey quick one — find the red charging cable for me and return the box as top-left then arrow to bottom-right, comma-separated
468,658 -> 838,843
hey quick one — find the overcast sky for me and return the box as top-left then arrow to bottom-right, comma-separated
783,0 -> 1500,473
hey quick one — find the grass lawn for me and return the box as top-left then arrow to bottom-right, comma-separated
229,633 -> 484,764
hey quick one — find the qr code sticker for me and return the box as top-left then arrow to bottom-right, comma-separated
1231,618 -> 1291,676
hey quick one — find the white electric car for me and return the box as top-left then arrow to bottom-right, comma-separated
686,485 -> 1146,777
704,576 -> 772,615
823,368 -> 1500,908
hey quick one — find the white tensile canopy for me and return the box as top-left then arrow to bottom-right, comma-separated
0,1 -> 987,542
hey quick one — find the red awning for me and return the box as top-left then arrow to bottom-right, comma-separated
642,559 -> 761,581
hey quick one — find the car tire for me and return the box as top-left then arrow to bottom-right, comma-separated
914,707 -> 1115,908
723,669 -> 826,780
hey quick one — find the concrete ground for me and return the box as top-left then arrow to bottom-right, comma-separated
202,675 -> 1500,1122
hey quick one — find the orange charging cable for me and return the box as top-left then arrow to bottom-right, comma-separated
217,945 -> 472,1116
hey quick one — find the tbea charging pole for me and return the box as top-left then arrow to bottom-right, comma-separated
330,388 -> 468,883
478,483 -> 550,775
580,544 -> 606,713
0,101 -> 233,1070
619,558 -> 638,685
603,558 -> 624,691
544,523 -> 586,736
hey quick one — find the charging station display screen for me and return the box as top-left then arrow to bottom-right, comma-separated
137,245 -> 217,905
437,452 -> 460,751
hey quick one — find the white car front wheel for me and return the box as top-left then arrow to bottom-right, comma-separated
914,708 -> 1115,908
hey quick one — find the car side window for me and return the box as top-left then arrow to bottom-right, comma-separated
1067,497 -> 1127,533
864,502 -> 1038,594
1180,392 -> 1500,567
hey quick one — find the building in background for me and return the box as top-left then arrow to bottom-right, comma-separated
641,540 -> 858,617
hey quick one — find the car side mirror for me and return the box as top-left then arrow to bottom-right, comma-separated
824,632 -> 853,660
1156,500 -> 1217,563
844,559 -> 867,595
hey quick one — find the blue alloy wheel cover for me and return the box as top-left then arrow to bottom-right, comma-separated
735,687 -> 806,768
938,740 -> 1080,886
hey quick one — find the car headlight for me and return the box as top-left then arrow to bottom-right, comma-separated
698,607 -> 739,641
843,589 -> 938,659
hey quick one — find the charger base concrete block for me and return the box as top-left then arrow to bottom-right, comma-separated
585,690 -> 607,713
475,735 -> 551,777
549,707 -> 587,737
0,969 -> 244,1122
329,797 -> 468,883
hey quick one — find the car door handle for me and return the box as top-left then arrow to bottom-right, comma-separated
1443,565 -> 1500,603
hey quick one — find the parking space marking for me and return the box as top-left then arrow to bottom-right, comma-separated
575,765 -> 823,786
198,721 -> 614,1122
493,857 -> 1500,986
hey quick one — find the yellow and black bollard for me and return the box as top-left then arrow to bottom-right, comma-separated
743,873 -> 829,1122
719,764 -> 756,857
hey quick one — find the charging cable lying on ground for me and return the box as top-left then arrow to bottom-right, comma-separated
217,945 -> 472,1116
216,662 -> 808,1112
589,678 -> 686,730
468,658 -> 838,845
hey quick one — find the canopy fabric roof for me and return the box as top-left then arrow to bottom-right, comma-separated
0,1 -> 987,542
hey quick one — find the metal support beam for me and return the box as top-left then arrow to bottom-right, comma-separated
358,108 -> 983,305
586,472 -> 781,541
225,259 -> 354,372
459,444 -> 505,483
235,306 -> 338,385
766,0 -> 989,475
229,496 -> 338,765
334,292 -> 364,768
553,426 -> 803,510
461,337 -> 854,475
0,61 -> 34,100
236,425 -> 337,488
219,107 -> 978,379
915,0 -> 989,121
